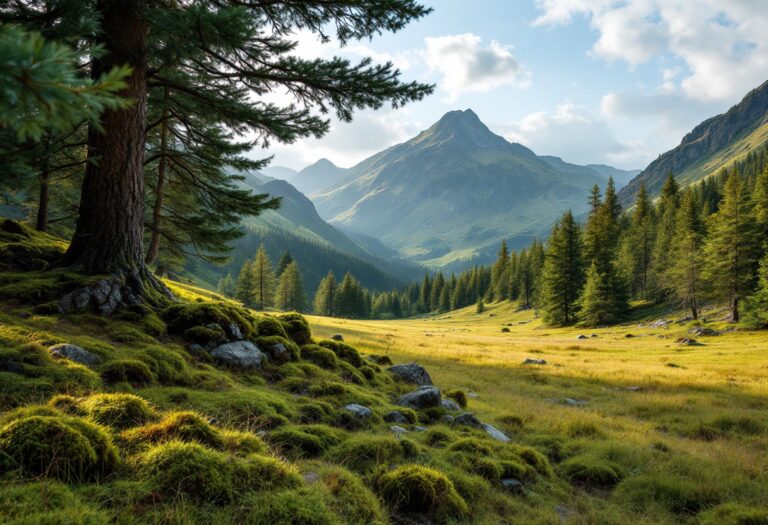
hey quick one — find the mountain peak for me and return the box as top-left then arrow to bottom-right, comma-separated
420,108 -> 505,148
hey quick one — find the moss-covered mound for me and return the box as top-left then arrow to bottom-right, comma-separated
80,393 -> 154,429
0,219 -> 66,272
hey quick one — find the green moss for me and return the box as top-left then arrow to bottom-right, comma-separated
184,325 -> 225,345
0,414 -> 118,481
81,393 -> 154,429
269,425 -> 343,459
255,316 -> 289,338
240,487 -> 339,525
376,464 -> 469,523
297,400 -> 335,424
300,344 -> 338,370
138,441 -> 234,503
698,503 -> 768,525
48,394 -> 85,415
107,325 -> 156,345
447,438 -> 494,456
121,411 -> 223,450
140,345 -> 192,385
366,354 -> 393,366
0,482 -> 109,524
510,445 -> 553,478
561,455 -> 625,488
423,427 -> 456,448
100,359 -> 154,386
233,453 -> 302,492
445,389 -> 468,408
326,435 -> 423,473
278,313 -> 312,345
0,219 -> 67,271
318,340 -> 365,368
256,335 -> 300,362
567,420 -> 605,438
220,429 -> 267,456
337,361 -> 366,385
614,471 -> 723,515
307,462 -> 387,525
161,301 -> 255,339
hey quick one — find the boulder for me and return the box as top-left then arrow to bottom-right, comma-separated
441,415 -> 455,424
522,358 -> 547,365
441,398 -> 461,412
389,363 -> 432,385
390,425 -> 409,437
49,343 -> 101,367
397,385 -> 441,409
576,334 -> 588,340
482,423 -> 511,442
331,334 -> 344,342
210,341 -> 267,369
453,412 -> 482,428
383,411 -> 410,424
343,404 -> 372,419
262,342 -> 292,363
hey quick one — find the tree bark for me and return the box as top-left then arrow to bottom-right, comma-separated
63,0 -> 148,274
731,295 -> 740,323
145,89 -> 170,267
36,168 -> 50,232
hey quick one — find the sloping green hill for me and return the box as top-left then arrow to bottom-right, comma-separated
619,80 -> 768,205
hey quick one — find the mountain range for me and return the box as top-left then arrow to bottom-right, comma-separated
620,80 -> 768,205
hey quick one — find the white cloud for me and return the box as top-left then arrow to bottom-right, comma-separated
533,0 -> 768,102
423,33 -> 530,101
502,102 -> 649,167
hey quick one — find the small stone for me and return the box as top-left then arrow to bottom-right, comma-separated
343,403 -> 372,419
413,426 -> 428,432
624,333 -> 635,338
441,415 -> 455,424
482,423 -> 511,442
453,412 -> 482,428
562,397 -> 588,406
501,327 -> 510,333
624,386 -> 641,392
390,425 -> 409,437
383,411 -> 409,424
264,342 -> 291,363
501,478 -> 524,493
304,472 -> 320,483
676,337 -> 698,345
466,392 -> 480,399
590,334 -> 599,338
389,363 -> 433,385
331,334 -> 344,341
210,341 -> 267,369
397,385 -> 441,409
576,334 -> 588,340
49,343 -> 101,367
522,358 -> 547,365
441,398 -> 461,412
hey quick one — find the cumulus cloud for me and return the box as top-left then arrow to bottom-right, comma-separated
503,102 -> 649,167
423,33 -> 530,101
533,0 -> 768,102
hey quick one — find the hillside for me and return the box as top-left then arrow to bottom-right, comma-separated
313,110 -> 605,267
290,159 -> 349,196
539,157 -> 639,189
620,80 -> 768,205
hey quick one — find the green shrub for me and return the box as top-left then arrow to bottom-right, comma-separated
48,394 -> 84,415
138,441 -> 233,503
376,464 -> 469,523
269,425 -> 342,459
279,313 -> 312,345
698,503 -> 768,525
241,487 -> 337,525
121,411 -> 223,450
81,393 -> 154,429
100,359 -> 155,385
445,389 -> 468,408
561,455 -> 624,488
326,435 -> 423,473
255,315 -> 289,338
318,340 -> 364,367
300,345 -> 337,369
472,456 -> 504,481
0,414 -> 118,481
367,354 -> 393,366
510,445 -> 553,477
161,302 -> 254,339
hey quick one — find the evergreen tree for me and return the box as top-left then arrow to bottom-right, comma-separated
667,190 -> 705,319
618,184 -> 655,299
216,273 -> 235,297
430,273 -> 445,311
438,284 -> 451,313
234,259 -> 255,305
703,171 -> 760,321
476,298 -> 485,314
418,273 -> 432,313
276,252 -> 294,277
274,262 -> 306,312
744,250 -> 768,328
576,262 -> 624,326
753,166 -> 768,238
336,272 -> 360,318
313,272 -> 336,316
250,246 -> 276,310
650,174 -> 681,301
491,240 -> 511,300
540,211 -> 583,325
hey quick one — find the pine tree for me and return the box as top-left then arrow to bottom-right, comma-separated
667,190 -> 705,319
418,274 -> 432,313
753,166 -> 768,238
430,273 -> 445,311
313,272 -> 336,316
438,284 -> 451,313
276,252 -> 294,277
476,298 -> 485,314
618,184 -> 655,299
491,240 -> 511,301
234,260 -> 255,305
216,273 -> 235,297
703,171 -> 760,322
540,211 -> 583,325
576,262 -> 622,326
744,250 -> 768,328
274,262 -> 306,312
650,174 -> 681,301
336,272 -> 360,318
250,246 -> 276,310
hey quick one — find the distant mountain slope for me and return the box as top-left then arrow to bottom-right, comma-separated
619,80 -> 768,205
261,165 -> 298,182
586,164 -> 640,188
287,158 -> 348,196
313,109 -> 604,267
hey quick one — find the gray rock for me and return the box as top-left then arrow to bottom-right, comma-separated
390,425 -> 409,437
590,334 -> 599,338
690,326 -> 719,336
467,391 -> 480,399
501,478 -> 524,493
413,426 -> 428,432
576,334 -> 588,340
453,412 -> 483,428
49,343 -> 101,367
482,423 -> 511,442
397,385 -> 441,409
343,403 -> 372,419
227,322 -> 243,340
210,341 -> 267,369
389,363 -> 433,385
522,358 -> 547,365
441,398 -> 461,412
562,397 -> 588,406
384,411 -> 410,424
331,334 -> 344,341
263,342 -> 291,363
304,472 -> 320,483
441,415 -> 455,424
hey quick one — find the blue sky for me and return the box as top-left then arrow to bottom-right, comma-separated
264,0 -> 768,171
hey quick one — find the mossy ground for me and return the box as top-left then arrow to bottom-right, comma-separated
1,229 -> 767,523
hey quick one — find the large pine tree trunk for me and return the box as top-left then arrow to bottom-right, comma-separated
60,0 -> 172,313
